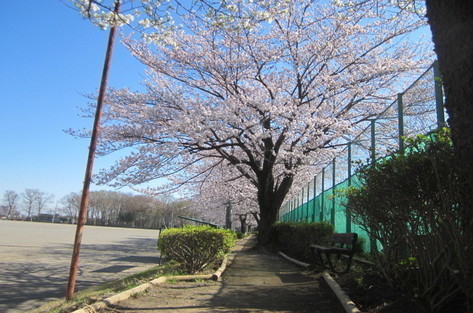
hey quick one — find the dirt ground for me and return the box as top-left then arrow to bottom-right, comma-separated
100,236 -> 345,313
335,269 -> 467,313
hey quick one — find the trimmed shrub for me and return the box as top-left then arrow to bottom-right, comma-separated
158,225 -> 236,274
235,231 -> 248,239
269,221 -> 333,262
345,128 -> 465,312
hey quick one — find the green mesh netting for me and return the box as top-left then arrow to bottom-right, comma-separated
279,177 -> 371,252
279,62 -> 442,254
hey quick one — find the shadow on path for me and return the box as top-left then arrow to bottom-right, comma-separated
0,236 -> 159,313
104,236 -> 344,313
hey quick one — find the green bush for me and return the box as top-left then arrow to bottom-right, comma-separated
158,225 -> 236,274
269,221 -> 333,262
346,128 -> 464,312
235,231 -> 248,239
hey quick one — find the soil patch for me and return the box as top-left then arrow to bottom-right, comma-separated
334,269 -> 467,313
335,270 -> 425,313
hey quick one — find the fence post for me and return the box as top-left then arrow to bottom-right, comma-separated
293,196 -> 296,221
371,120 -> 376,163
306,184 -> 310,221
398,93 -> 405,152
285,202 -> 288,220
433,60 -> 445,128
290,199 -> 293,221
297,192 -> 302,222
301,187 -> 305,221
312,176 -> 317,222
369,120 -> 377,254
331,159 -> 336,226
346,143 -> 352,233
320,167 -> 325,222
293,198 -> 296,221
281,203 -> 284,220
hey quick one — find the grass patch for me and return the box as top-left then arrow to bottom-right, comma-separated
27,262 -> 183,313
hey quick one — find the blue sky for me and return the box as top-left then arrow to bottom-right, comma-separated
0,1 -> 147,207
0,1 -> 435,212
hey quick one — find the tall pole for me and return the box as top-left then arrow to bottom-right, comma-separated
397,93 -> 405,152
66,1 -> 121,300
433,60 -> 445,128
225,201 -> 233,230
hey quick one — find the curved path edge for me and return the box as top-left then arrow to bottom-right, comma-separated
278,251 -> 363,313
72,240 -> 362,313
71,243 -> 236,313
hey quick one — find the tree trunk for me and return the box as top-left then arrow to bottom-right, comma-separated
425,1 -> 473,310
257,199 -> 280,247
256,174 -> 293,247
238,214 -> 248,233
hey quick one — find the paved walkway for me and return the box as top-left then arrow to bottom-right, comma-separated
103,235 -> 344,313
0,220 -> 160,313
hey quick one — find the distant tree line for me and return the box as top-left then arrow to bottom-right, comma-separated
61,191 -> 194,228
1,189 -> 195,229
1,189 -> 54,221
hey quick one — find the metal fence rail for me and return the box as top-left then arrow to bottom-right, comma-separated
279,61 -> 445,252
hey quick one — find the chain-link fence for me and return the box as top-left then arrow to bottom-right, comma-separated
279,61 -> 445,252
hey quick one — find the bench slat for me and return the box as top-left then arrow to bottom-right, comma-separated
330,233 -> 357,245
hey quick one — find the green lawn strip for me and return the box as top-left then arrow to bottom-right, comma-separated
28,262 -> 183,313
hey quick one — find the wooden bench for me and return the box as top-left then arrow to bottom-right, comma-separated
309,233 -> 358,274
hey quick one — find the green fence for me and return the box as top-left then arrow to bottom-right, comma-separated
279,61 -> 445,252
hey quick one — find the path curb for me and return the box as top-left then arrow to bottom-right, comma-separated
70,238 -> 245,313
211,254 -> 228,281
72,237 -> 362,313
278,251 -> 310,268
278,251 -> 363,313
71,275 -> 213,313
322,272 -> 362,313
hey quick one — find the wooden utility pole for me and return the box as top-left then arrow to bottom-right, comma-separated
66,1 -> 121,300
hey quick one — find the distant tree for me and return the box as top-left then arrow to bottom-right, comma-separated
3,190 -> 19,219
22,189 -> 39,221
21,189 -> 54,220
35,191 -> 54,216
60,192 -> 81,222
57,189 -> 194,228
88,191 -> 127,225
153,197 -> 192,229
116,193 -> 152,227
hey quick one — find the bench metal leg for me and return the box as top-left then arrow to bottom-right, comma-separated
310,247 -> 354,274
328,254 -> 353,274
310,247 -> 331,271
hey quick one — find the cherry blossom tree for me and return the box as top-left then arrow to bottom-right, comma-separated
73,0 -> 431,245
188,155 -> 321,231
187,159 -> 258,228
67,0 -> 175,32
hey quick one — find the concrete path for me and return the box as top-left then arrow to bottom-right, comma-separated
103,236 -> 344,313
